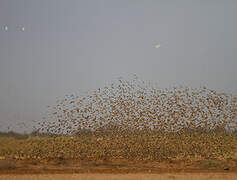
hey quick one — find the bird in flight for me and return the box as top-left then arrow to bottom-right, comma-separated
155,44 -> 161,49
21,27 -> 25,32
4,25 -> 8,31
2,25 -> 25,32
17,25 -> 25,32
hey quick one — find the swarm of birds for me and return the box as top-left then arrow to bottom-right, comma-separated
1,76 -> 237,162
38,76 -> 237,135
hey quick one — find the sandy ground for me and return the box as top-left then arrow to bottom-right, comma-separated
1,159 -> 237,179
0,173 -> 237,180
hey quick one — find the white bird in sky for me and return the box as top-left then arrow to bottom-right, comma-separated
17,25 -> 25,32
155,44 -> 161,49
2,25 -> 25,32
4,25 -> 8,31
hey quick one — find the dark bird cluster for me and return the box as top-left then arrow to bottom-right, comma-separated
38,76 -> 237,136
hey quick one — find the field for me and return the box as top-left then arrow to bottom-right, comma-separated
0,132 -> 237,175
0,77 -> 236,178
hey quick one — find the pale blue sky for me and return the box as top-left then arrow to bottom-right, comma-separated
0,0 -> 237,131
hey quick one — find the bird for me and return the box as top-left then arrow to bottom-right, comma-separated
155,44 -> 161,49
21,26 -> 25,32
4,25 -> 8,31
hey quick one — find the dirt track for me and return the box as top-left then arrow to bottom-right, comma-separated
1,159 -> 237,179
0,173 -> 237,180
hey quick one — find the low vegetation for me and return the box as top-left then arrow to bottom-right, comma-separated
0,131 -> 237,164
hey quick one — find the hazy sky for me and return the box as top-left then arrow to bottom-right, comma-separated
0,0 -> 237,131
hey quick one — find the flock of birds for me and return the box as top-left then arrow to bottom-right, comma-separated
38,76 -> 237,135
2,25 -> 25,32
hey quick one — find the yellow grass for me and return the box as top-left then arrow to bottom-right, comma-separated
0,133 -> 236,164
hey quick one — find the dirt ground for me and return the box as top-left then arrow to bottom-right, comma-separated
1,159 -> 237,179
0,173 -> 237,180
1,158 -> 237,173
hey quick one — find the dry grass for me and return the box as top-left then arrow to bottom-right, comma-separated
0,133 -> 236,164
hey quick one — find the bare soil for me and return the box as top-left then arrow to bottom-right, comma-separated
0,173 -> 237,180
0,159 -> 237,179
0,159 -> 237,174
